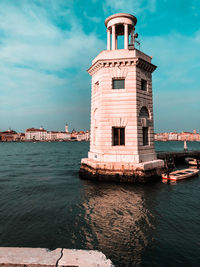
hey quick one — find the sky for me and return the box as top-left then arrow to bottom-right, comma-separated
0,0 -> 200,133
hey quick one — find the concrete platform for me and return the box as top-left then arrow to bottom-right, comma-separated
0,247 -> 114,267
80,158 -> 164,183
157,150 -> 200,163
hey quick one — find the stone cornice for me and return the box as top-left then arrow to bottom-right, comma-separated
87,58 -> 138,76
136,58 -> 157,73
105,13 -> 137,27
87,57 -> 157,76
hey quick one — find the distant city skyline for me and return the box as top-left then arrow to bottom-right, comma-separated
0,123 -> 86,133
0,0 -> 200,132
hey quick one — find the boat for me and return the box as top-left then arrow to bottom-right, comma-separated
162,168 -> 199,182
185,157 -> 199,166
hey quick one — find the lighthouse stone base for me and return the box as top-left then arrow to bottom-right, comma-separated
80,158 -> 164,183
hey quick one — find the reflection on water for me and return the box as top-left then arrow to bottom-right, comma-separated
0,142 -> 200,267
81,183 -> 157,266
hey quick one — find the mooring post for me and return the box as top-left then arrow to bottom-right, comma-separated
184,140 -> 188,151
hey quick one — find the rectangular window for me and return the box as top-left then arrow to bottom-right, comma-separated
143,127 -> 149,146
112,79 -> 125,89
141,79 -> 147,91
112,127 -> 125,146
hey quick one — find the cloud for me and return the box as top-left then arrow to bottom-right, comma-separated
0,0 -> 199,133
142,31 -> 200,88
83,11 -> 102,23
0,1 -> 105,131
0,3 -> 104,72
141,31 -> 200,131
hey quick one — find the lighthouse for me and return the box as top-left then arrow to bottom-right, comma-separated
80,13 -> 164,183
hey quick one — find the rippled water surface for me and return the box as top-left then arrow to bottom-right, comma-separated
0,141 -> 200,267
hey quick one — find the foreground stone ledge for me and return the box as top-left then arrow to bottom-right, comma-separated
0,247 -> 60,267
80,158 -> 164,183
0,247 -> 114,267
59,249 -> 113,267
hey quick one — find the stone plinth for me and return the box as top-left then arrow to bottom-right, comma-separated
80,158 -> 164,183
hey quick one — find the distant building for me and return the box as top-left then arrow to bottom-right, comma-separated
168,132 -> 178,141
71,129 -> 78,140
77,130 -> 90,141
25,127 -> 47,141
85,130 -> 90,141
0,129 -> 18,142
20,133 -> 25,141
46,131 -> 71,141
56,131 -> 71,140
154,130 -> 200,141
0,124 -> 89,142
154,132 -> 168,141
71,130 -> 90,141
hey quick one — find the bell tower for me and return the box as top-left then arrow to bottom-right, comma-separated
65,123 -> 69,133
80,13 -> 164,183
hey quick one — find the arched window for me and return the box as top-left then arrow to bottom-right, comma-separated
93,108 -> 98,145
139,106 -> 149,146
139,106 -> 149,118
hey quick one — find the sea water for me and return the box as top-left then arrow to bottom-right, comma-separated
0,141 -> 200,266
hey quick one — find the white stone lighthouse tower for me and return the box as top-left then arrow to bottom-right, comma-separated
80,13 -> 164,183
